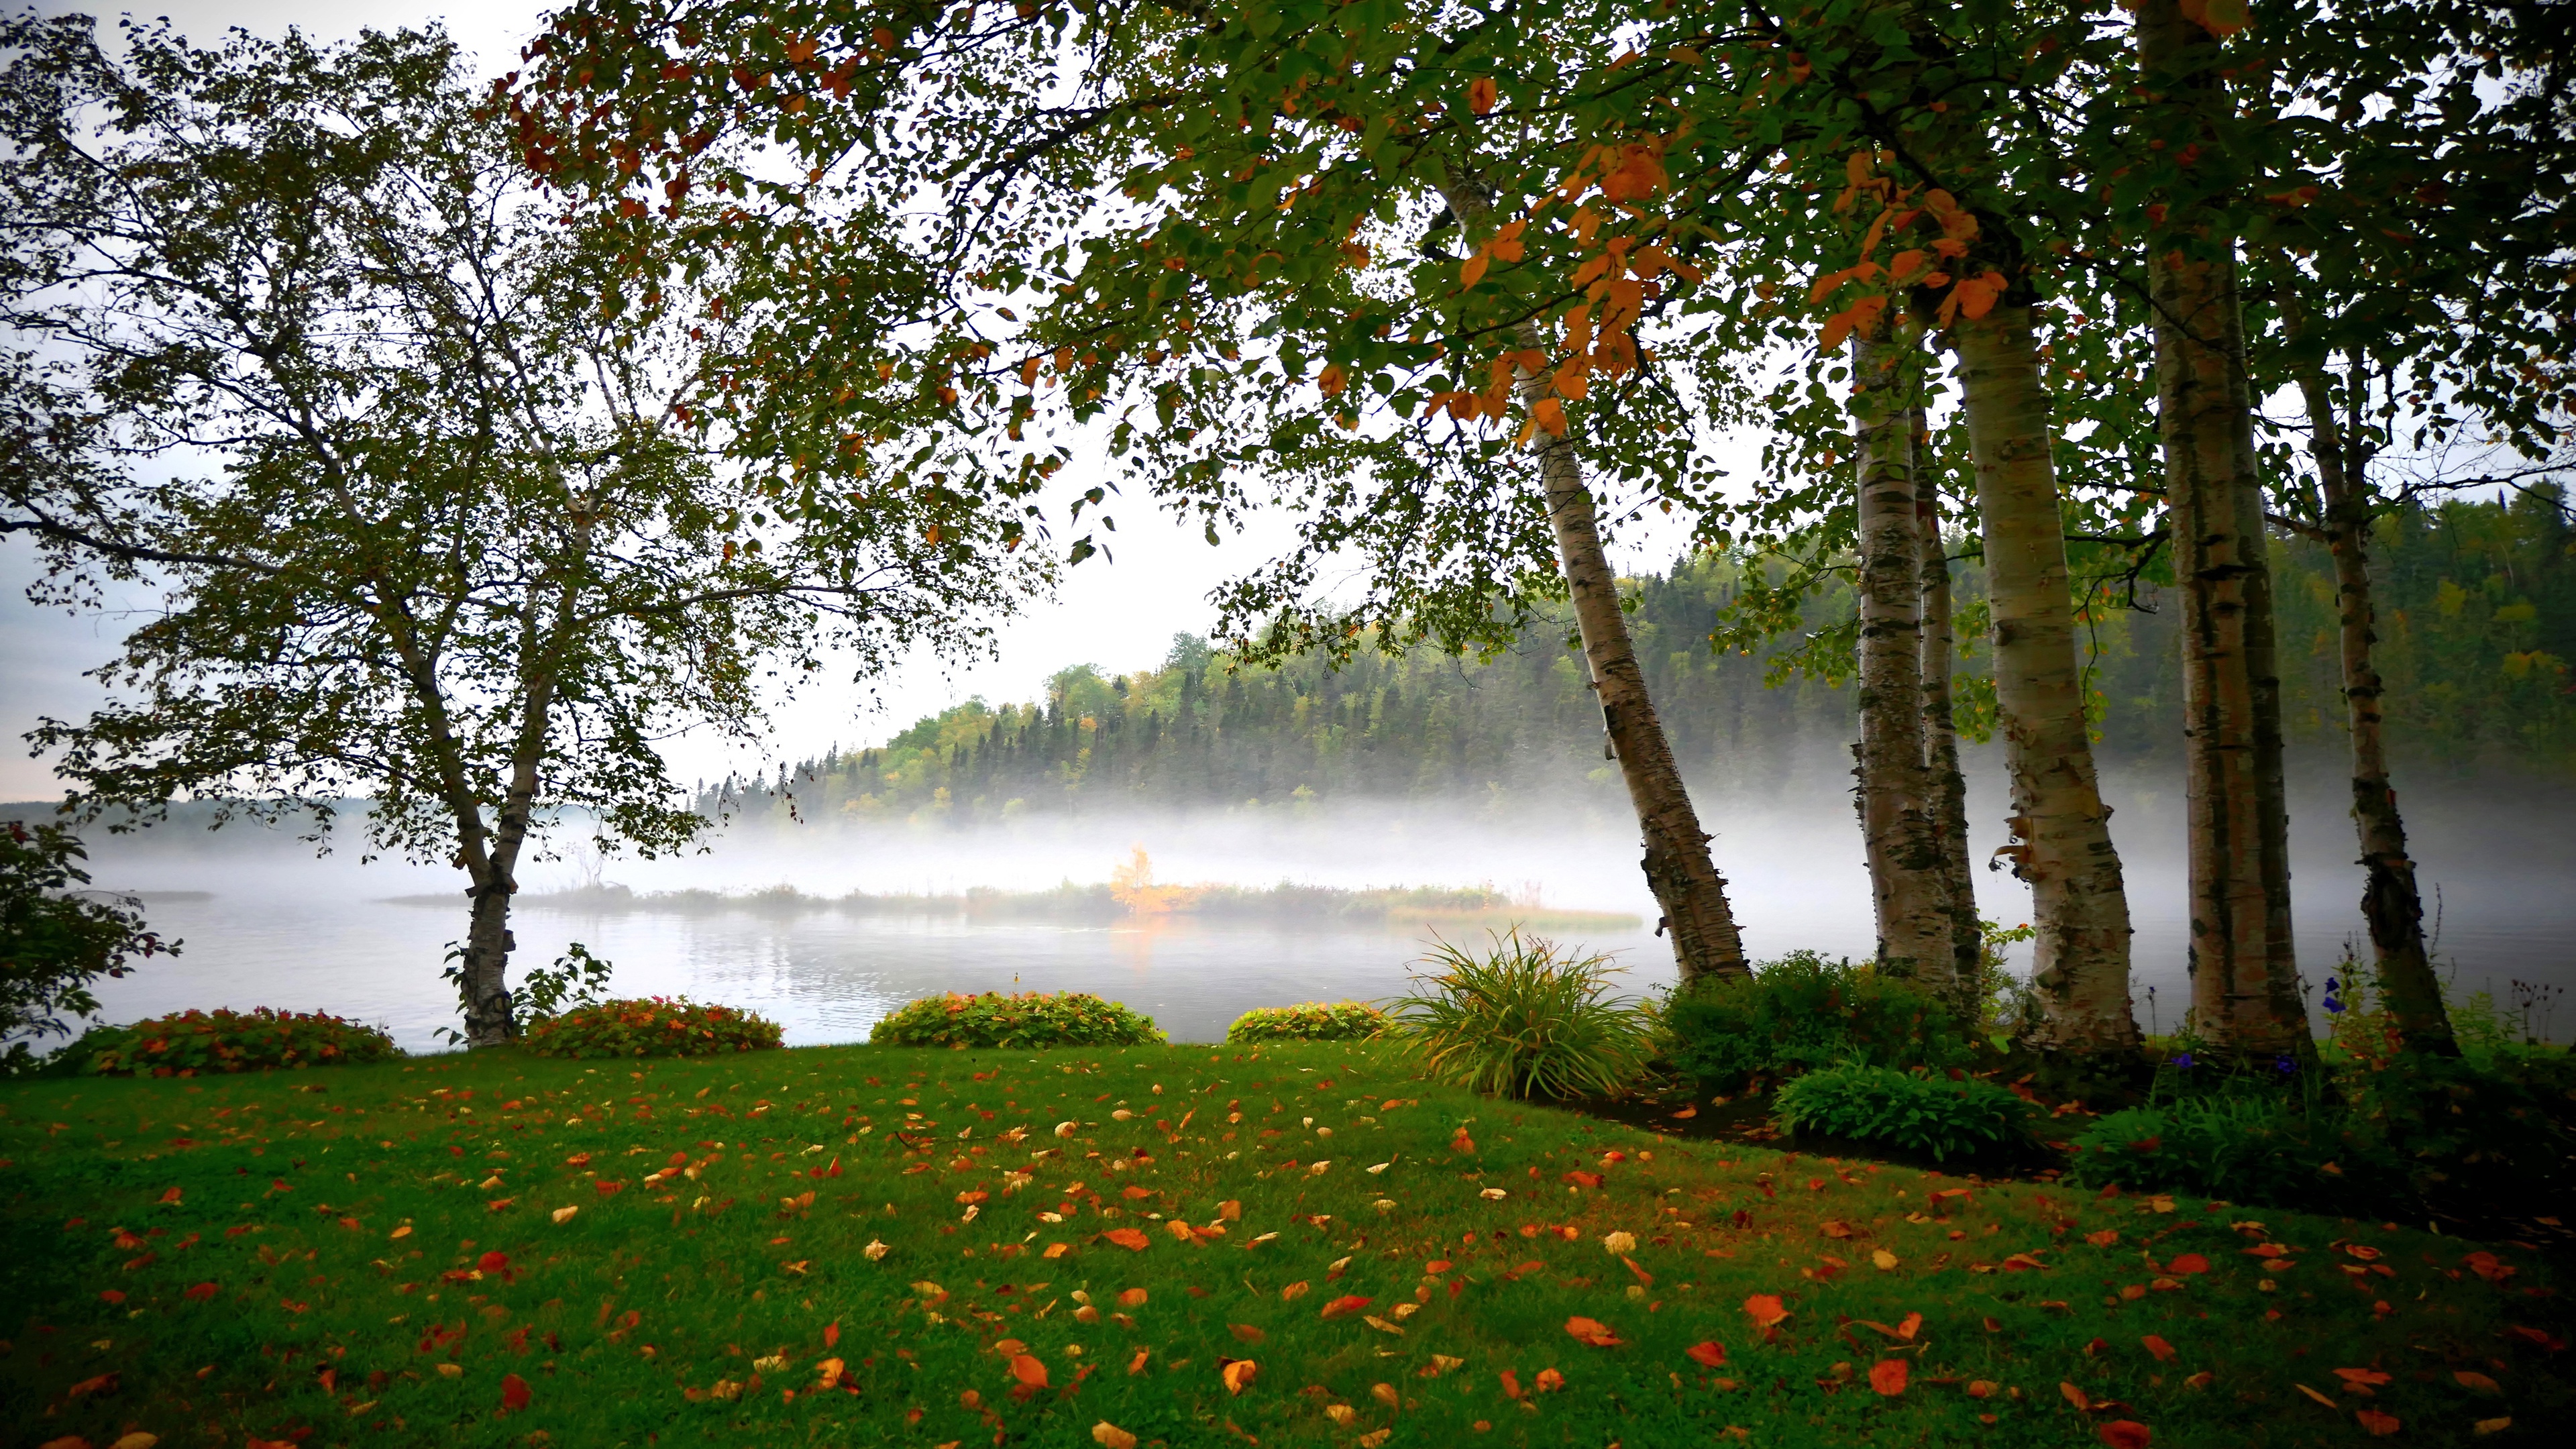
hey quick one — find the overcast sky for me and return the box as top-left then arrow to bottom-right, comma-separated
3,0 -> 1707,801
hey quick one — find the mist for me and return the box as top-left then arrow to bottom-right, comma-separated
18,734 -> 2573,1053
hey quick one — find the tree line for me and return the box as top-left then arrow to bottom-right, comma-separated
4,4 -> 2567,1058
714,490 -> 2571,826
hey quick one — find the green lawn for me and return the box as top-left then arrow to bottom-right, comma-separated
1,1041 -> 2563,1447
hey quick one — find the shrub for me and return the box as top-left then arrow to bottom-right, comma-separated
1662,950 -> 1970,1091
1772,1063 -> 2039,1162
869,991 -> 1163,1049
1224,1001 -> 1388,1044
521,997 -> 782,1059
1386,930 -> 1652,1100
3,820 -> 180,1070
60,1008 -> 401,1076
2066,1096 -> 2374,1207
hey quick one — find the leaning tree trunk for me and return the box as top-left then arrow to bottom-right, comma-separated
1516,331 -> 1749,987
1949,303 -> 2139,1050
1914,423 -> 1985,1002
2296,361 -> 2457,1053
2140,1 -> 2306,1057
1850,330 -> 1957,987
1436,178 -> 1749,987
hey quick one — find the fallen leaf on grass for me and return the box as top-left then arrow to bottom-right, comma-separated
551,1206 -> 578,1224
2294,1383 -> 2337,1408
1092,1424 -> 1138,1449
1564,1316 -> 1623,1347
1869,1359 -> 1909,1396
2455,1371 -> 2500,1392
2334,1367 -> 2393,1394
1010,1354 -> 1050,1389
1103,1228 -> 1150,1251
1871,1249 -> 1899,1271
500,1373 -> 533,1412
2353,1408 -> 2400,1436
2061,1383 -> 2092,1411
1534,1368 -> 1565,1392
1220,1358 -> 1257,1394
2097,1422 -> 2151,1449
2141,1335 -> 2175,1362
1685,1341 -> 1728,1368
1966,1380 -> 1997,1398
1320,1295 -> 1373,1321
2474,1417 -> 2512,1436
1230,1324 -> 1265,1344
1743,1295 -> 1788,1328
1281,1281 -> 1309,1302
2163,1253 -> 2209,1275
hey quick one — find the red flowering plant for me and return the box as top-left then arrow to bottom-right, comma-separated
67,1007 -> 400,1076
521,996 -> 782,1059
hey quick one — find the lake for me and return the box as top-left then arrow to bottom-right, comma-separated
44,775 -> 2575,1053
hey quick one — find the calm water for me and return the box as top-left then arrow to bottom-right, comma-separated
49,780 -> 2576,1053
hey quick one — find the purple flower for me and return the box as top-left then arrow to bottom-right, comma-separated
2169,1053 -> 2196,1069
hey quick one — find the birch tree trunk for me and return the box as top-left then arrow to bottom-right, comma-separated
1948,304 -> 2139,1049
2140,1 -> 2306,1056
1914,429 -> 1984,999
1515,323 -> 1749,986
1850,332 -> 1956,986
1431,176 -> 1748,986
2296,363 -> 2457,1054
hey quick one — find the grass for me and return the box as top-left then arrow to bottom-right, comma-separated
1,1041 -> 2565,1448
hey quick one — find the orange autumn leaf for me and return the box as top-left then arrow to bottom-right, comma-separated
1010,1353 -> 1051,1389
1562,1171 -> 1603,1188
1092,1423 -> 1139,1449
1118,1287 -> 1148,1307
1229,1324 -> 1265,1344
2455,1371 -> 2501,1392
1320,1295 -> 1374,1320
2061,1382 -> 2093,1411
500,1373 -> 533,1413
1104,1228 -> 1150,1251
1467,77 -> 1497,115
1866,1358 -> 1908,1397
824,1321 -> 840,1348
1534,1367 -> 1565,1392
2164,1253 -> 2210,1275
1743,1295 -> 1788,1328
1126,1349 -> 1149,1375
1318,365 -> 1348,398
1451,1128 -> 1476,1153
2295,1383 -> 2337,1407
2353,1409 -> 2400,1438
1685,1341 -> 1728,1368
1563,1316 -> 1623,1347
1280,1281 -> 1309,1302
2098,1422 -> 2151,1449
1461,251 -> 1491,290
2141,1335 -> 2175,1363
1220,1357 -> 1258,1395
1529,397 -> 1567,438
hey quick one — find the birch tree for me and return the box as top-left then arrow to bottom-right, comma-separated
1,19 -> 1030,1045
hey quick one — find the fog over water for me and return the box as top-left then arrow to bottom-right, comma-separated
25,753 -> 2573,1053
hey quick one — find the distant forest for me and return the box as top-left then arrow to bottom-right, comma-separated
703,493 -> 2573,826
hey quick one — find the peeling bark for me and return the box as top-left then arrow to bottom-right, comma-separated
2141,1 -> 2306,1056
1915,425 -> 1984,1000
2295,358 -> 2456,1054
1949,304 -> 2139,1049
1851,332 -> 1956,987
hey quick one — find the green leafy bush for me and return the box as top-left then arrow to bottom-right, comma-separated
869,991 -> 1163,1049
1386,930 -> 1652,1099
521,997 -> 782,1059
2071,1053 -> 2576,1215
60,1008 -> 400,1076
1771,1063 -> 2039,1162
3,820 -> 180,1069
1662,950 -> 1970,1090
1224,1001 -> 1387,1044
2067,1096 -> 2373,1206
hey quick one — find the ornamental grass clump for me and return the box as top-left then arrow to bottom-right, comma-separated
1386,930 -> 1652,1100
1771,1063 -> 2039,1162
1224,1000 -> 1388,1044
521,997 -> 782,1059
869,991 -> 1163,1049
60,1007 -> 400,1076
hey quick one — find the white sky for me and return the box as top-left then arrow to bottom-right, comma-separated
3,0 -> 1707,800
